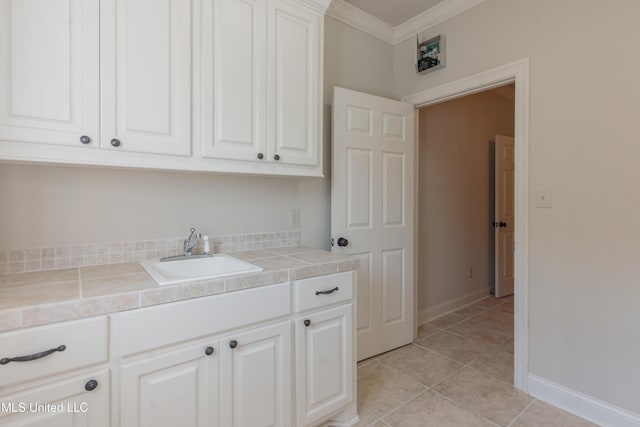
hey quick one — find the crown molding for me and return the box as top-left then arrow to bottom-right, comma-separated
298,0 -> 333,14
327,0 -> 487,46
327,0 -> 395,44
392,0 -> 486,44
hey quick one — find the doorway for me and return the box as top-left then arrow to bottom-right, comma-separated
417,85 -> 515,316
404,59 -> 530,391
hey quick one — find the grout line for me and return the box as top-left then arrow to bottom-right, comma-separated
376,388 -> 430,422
411,341 -> 469,367
506,398 -> 537,427
430,388 -> 501,427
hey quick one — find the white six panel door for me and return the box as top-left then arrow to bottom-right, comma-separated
495,135 -> 515,297
332,87 -> 415,361
101,0 -> 192,155
0,0 -> 99,147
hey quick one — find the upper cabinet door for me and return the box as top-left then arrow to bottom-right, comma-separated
268,0 -> 322,167
101,0 -> 192,156
201,0 -> 268,161
0,0 -> 99,147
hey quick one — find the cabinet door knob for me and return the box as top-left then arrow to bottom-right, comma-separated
274,154 -> 280,161
80,135 -> 91,144
110,138 -> 121,147
257,153 -> 264,159
205,346 -> 215,356
304,319 -> 311,327
229,340 -> 238,349
85,379 -> 98,391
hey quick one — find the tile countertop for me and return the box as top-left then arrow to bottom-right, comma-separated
0,247 -> 358,333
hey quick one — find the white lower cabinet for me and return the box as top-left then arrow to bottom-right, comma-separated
0,370 -> 110,427
220,321 -> 292,427
295,305 -> 353,427
0,317 -> 110,427
120,341 -> 219,427
0,272 -> 355,427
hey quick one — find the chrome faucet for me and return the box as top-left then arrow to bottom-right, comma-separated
160,227 -> 211,262
184,227 -> 201,256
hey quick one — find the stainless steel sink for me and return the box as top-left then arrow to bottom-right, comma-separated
140,254 -> 263,286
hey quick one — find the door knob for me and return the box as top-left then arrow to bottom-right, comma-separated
492,222 -> 499,228
337,237 -> 349,247
499,222 -> 507,228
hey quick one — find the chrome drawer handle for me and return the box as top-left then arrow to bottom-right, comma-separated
315,287 -> 339,296
0,345 -> 66,365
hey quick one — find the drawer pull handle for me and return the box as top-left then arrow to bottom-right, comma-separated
229,340 -> 238,349
0,345 -> 66,365
205,346 -> 215,356
85,379 -> 98,391
315,287 -> 339,296
304,319 -> 311,327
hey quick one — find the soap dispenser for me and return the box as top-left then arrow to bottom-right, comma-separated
203,235 -> 210,256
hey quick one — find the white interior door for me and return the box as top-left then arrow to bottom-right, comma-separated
332,87 -> 414,361
494,135 -> 515,297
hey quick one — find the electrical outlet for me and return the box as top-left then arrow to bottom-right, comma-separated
468,267 -> 473,279
289,209 -> 300,228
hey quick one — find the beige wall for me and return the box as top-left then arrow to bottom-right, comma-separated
0,17 -> 394,253
396,0 -> 640,414
0,164 -> 298,250
299,16 -> 394,248
418,89 -> 514,313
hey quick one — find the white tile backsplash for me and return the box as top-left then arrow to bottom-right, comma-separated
0,230 -> 301,275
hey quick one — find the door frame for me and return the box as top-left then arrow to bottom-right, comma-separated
402,58 -> 530,392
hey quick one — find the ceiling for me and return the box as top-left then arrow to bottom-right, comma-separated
343,0 -> 446,27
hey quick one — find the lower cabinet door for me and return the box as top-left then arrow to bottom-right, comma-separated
120,342 -> 219,427
220,320 -> 292,427
295,304 -> 353,427
0,370 -> 109,427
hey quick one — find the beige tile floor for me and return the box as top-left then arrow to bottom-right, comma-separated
355,296 -> 599,427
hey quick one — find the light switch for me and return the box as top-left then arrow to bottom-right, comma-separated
535,189 -> 552,208
289,209 -> 300,228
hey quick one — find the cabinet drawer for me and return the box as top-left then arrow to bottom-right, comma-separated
0,317 -> 108,389
293,272 -> 353,313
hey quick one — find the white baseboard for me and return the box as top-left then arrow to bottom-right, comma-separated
528,374 -> 640,427
417,288 -> 489,325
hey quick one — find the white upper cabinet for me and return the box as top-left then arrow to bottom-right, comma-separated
201,0 -> 267,161
0,0 -> 99,148
200,0 -> 324,173
0,0 -> 328,175
268,0 -> 321,167
101,0 -> 192,155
